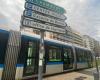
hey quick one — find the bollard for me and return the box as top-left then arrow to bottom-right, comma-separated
93,71 -> 100,80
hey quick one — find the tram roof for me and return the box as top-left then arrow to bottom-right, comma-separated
0,29 -> 92,51
21,31 -> 91,51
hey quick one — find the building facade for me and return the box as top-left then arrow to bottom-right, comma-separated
51,27 -> 84,47
22,26 -> 84,47
83,35 -> 100,56
83,35 -> 95,50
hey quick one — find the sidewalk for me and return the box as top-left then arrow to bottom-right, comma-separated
43,69 -> 94,80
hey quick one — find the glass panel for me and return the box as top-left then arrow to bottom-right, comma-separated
77,49 -> 82,62
76,49 -> 88,62
48,46 -> 61,61
64,49 -> 73,59
49,49 -> 52,59
86,51 -> 93,67
29,42 -> 36,57
27,59 -> 30,66
56,49 -> 61,59
63,48 -> 73,70
25,59 -> 35,74
28,47 -> 33,57
24,41 -> 36,75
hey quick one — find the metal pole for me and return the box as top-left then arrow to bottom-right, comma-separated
38,30 -> 45,80
93,52 -> 99,80
95,54 -> 99,74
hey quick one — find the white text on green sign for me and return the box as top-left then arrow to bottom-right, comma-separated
25,0 -> 65,14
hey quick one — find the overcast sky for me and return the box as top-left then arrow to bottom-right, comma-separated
0,0 -> 100,40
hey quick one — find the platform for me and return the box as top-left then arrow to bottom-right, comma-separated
43,69 -> 94,80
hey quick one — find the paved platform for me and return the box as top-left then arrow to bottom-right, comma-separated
43,69 -> 95,80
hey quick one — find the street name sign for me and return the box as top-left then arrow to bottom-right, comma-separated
22,17 -> 65,34
25,3 -> 66,20
24,10 -> 66,26
25,0 -> 65,14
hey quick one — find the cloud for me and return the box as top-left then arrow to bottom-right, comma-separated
47,0 -> 100,40
0,0 -> 100,40
0,0 -> 25,30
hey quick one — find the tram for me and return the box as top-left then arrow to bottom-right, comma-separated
0,29 -> 93,79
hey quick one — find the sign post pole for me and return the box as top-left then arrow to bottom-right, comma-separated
93,52 -> 99,80
21,1 -> 66,80
38,30 -> 45,80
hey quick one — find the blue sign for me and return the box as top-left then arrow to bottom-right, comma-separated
25,2 -> 66,20
23,10 -> 66,26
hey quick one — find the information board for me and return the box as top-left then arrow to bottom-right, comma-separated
25,0 -> 65,14
22,17 -> 65,34
25,3 -> 66,20
24,10 -> 66,26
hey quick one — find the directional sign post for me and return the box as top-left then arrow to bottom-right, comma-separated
38,30 -> 45,80
21,0 -> 67,80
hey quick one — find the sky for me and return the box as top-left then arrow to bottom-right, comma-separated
0,0 -> 100,40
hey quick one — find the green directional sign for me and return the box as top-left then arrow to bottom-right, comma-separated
25,0 -> 65,14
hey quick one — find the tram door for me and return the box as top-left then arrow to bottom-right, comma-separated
63,48 -> 73,70
87,51 -> 93,68
21,39 -> 39,76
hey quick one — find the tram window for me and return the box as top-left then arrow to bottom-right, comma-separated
27,42 -> 36,57
77,49 -> 88,62
27,59 -> 35,66
76,49 -> 80,62
77,49 -> 86,62
84,51 -> 87,61
63,48 -> 73,69
48,46 -> 61,61
64,49 -> 73,59
87,51 -> 92,61
28,47 -> 33,57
